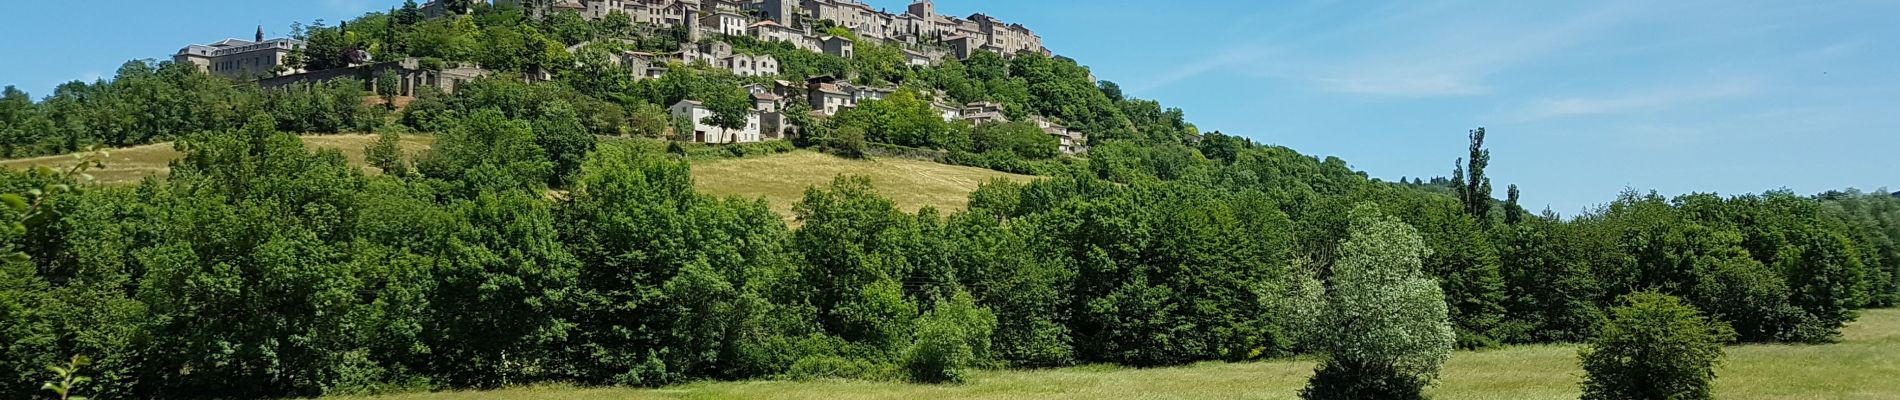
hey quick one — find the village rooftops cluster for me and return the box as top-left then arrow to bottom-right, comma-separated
169,0 -> 1082,153
448,0 -> 1048,60
671,76 -> 1086,155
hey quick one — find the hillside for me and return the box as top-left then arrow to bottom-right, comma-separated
324,309 -> 1900,400
0,134 -> 436,184
691,150 -> 1035,218
0,140 -> 1032,218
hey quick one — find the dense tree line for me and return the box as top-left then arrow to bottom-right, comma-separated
0,62 -> 379,158
4,103 -> 1895,398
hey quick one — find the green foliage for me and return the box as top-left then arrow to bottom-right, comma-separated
793,176 -> 923,350
1301,360 -> 1430,400
902,291 -> 997,384
42,355 -> 91,400
526,101 -> 598,186
1498,215 -> 1606,343
0,61 -> 380,158
417,108 -> 553,193
1452,128 -> 1494,220
1303,205 -> 1454,400
627,103 -> 671,138
1579,292 -> 1733,400
968,121 -> 1058,159
828,90 -> 961,149
365,130 -> 410,176
560,144 -> 797,384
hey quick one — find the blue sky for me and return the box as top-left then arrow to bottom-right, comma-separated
2,0 -> 1895,214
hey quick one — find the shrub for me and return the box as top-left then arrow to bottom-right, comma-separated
1301,204 -> 1454,400
1579,292 -> 1734,400
902,291 -> 997,384
1302,360 -> 1429,400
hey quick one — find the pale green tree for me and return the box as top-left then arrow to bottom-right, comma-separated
1302,204 -> 1455,400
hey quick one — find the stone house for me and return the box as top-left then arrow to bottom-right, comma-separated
1032,116 -> 1088,154
931,101 -> 962,122
617,51 -> 668,79
721,54 -> 779,77
805,0 -> 885,38
961,102 -> 1008,124
844,84 -> 892,103
680,41 -> 734,64
257,57 -> 490,96
671,99 -> 765,143
751,91 -> 792,140
807,82 -> 854,116
174,28 -> 304,78
701,9 -> 750,36
902,48 -> 933,66
749,20 -> 817,51
819,36 -> 855,59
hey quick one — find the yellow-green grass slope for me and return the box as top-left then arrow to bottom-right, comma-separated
689,150 -> 1035,218
0,141 -> 1033,217
332,308 -> 1900,400
0,134 -> 436,184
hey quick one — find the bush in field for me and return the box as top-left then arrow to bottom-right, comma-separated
1301,205 -> 1455,400
903,291 -> 997,384
1579,292 -> 1733,400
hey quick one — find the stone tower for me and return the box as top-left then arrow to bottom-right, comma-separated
907,0 -> 934,19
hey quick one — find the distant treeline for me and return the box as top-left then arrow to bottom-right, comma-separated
1,105 -> 1894,398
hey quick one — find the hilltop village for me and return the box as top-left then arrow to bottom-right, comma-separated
168,0 -> 1084,152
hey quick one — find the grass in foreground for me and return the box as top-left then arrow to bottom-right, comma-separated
332,309 -> 1900,400
689,150 -> 1036,218
0,134 -> 435,184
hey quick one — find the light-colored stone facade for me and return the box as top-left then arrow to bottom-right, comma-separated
671,99 -> 766,143
257,57 -> 490,96
486,0 -> 1047,61
174,30 -> 304,79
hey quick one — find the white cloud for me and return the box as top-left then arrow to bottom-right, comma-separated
1509,79 -> 1759,123
1128,0 -> 1656,98
1314,73 -> 1489,97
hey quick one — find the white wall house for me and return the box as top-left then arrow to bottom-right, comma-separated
671,100 -> 764,143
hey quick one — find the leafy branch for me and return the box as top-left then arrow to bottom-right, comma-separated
0,146 -> 106,262
41,355 -> 92,400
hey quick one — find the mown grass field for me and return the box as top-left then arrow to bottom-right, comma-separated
690,150 -> 1036,218
0,134 -> 436,184
0,140 -> 1033,218
330,308 -> 1900,400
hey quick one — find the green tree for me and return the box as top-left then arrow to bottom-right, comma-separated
365,130 -> 409,176
627,103 -> 671,138
1579,292 -> 1733,400
793,176 -> 922,350
1302,204 -> 1455,400
376,69 -> 402,110
415,109 -> 553,194
528,101 -> 597,187
699,85 -> 753,133
902,290 -> 997,384
1452,128 -> 1493,220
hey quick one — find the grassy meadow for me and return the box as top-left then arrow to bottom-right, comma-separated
1,141 -> 1033,218
329,309 -> 1900,400
0,134 -> 436,184
689,150 -> 1036,218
